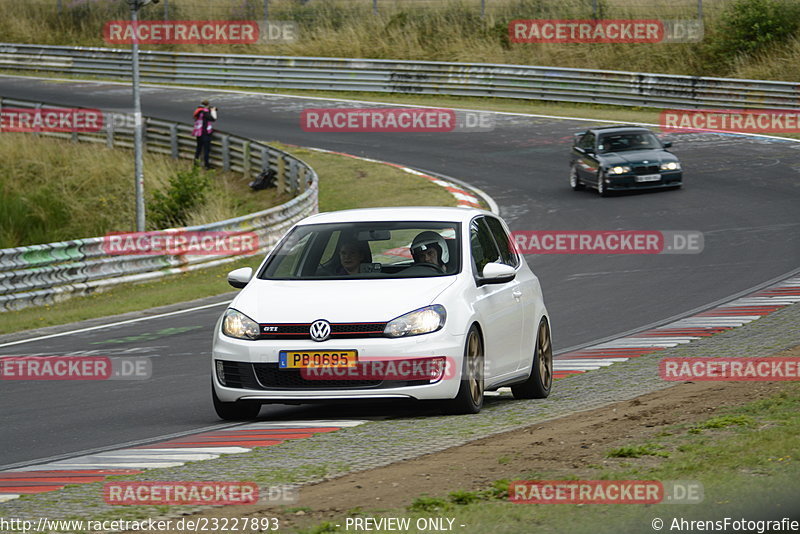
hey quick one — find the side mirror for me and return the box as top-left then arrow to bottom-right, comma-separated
227,267 -> 253,289
663,141 -> 673,148
478,262 -> 516,286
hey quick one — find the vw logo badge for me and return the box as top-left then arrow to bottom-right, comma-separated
309,320 -> 331,342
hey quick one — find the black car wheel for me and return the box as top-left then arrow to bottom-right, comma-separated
213,384 -> 261,420
569,165 -> 584,191
597,170 -> 609,197
511,318 -> 553,399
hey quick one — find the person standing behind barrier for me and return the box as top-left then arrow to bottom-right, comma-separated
193,99 -> 217,169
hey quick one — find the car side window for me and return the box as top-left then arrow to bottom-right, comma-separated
578,133 -> 595,151
485,217 -> 519,268
470,217 -> 500,277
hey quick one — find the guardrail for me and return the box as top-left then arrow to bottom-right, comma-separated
1,42 -> 799,110
0,97 -> 318,312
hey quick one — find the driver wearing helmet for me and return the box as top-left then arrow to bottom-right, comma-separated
410,231 -> 449,272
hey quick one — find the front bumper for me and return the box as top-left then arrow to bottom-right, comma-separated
604,171 -> 682,190
211,328 -> 464,402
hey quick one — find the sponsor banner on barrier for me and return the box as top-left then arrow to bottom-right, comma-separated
0,356 -> 151,381
0,108 -> 104,133
300,108 -> 494,133
511,231 -> 703,254
660,358 -> 800,381
661,109 -> 800,134
103,231 -> 260,256
298,356 -> 456,381
509,19 -> 664,43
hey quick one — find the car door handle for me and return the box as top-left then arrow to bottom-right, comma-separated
512,289 -> 523,300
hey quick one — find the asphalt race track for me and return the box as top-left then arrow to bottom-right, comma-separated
1,76 -> 799,469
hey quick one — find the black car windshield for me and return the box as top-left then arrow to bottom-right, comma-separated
258,221 -> 461,280
598,132 -> 662,153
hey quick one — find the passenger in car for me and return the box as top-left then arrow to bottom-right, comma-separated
336,239 -> 372,275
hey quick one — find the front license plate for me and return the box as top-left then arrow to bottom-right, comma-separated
279,351 -> 358,369
636,174 -> 661,182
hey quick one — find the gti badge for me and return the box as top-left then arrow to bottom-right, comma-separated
309,320 -> 331,342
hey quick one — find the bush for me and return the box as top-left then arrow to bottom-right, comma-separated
713,0 -> 800,57
148,166 -> 212,229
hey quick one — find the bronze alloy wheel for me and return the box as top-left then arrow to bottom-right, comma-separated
511,318 -> 553,399
444,325 -> 485,414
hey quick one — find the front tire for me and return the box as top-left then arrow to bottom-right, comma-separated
597,170 -> 609,197
569,165 -> 584,191
212,384 -> 261,420
511,318 -> 553,399
444,325 -> 484,415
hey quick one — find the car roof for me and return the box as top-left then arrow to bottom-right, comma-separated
297,206 -> 494,225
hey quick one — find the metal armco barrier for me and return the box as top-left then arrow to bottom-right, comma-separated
0,97 -> 318,312
1,42 -> 799,110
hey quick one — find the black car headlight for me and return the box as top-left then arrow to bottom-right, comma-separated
607,165 -> 631,175
222,308 -> 260,340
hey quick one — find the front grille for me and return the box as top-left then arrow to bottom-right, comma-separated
633,165 -> 660,175
258,322 -> 387,340
254,363 -> 381,389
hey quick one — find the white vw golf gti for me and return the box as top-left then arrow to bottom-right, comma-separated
212,207 -> 552,419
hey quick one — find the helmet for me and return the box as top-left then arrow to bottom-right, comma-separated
410,231 -> 449,264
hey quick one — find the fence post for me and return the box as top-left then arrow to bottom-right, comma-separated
242,140 -> 251,175
481,0 -> 485,19
697,0 -> 703,20
57,0 -> 63,16
164,0 -> 169,20
289,159 -> 299,194
373,0 -> 378,16
261,146 -> 270,175
34,102 -> 41,137
106,117 -> 114,148
222,134 -> 230,171
169,123 -> 178,158
277,153 -> 287,192
592,0 -> 599,19
263,0 -> 269,21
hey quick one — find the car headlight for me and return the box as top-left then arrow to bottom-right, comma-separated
384,305 -> 446,338
660,161 -> 681,171
222,308 -> 260,340
607,165 -> 631,175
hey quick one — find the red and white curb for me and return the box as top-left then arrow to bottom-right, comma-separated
0,420 -> 364,503
300,146 -> 485,209
552,275 -> 800,379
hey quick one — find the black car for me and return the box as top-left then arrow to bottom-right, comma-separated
569,126 -> 682,196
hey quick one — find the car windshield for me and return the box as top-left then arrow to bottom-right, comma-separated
258,221 -> 461,280
598,132 -> 662,153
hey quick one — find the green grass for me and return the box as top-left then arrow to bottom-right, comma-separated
294,383 -> 800,533
606,443 -> 670,458
0,133 -> 290,247
0,144 -> 456,334
2,0 -> 800,81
